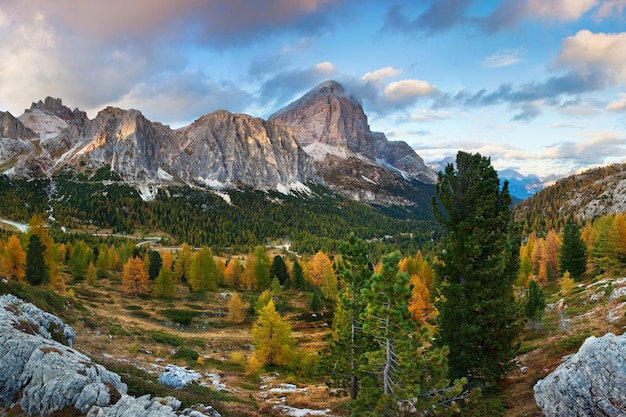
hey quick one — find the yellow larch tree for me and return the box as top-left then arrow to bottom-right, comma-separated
250,299 -> 296,368
227,292 -> 246,324
2,234 -> 26,282
121,256 -> 150,295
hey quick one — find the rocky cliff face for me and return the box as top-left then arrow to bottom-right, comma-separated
534,333 -> 626,416
269,80 -> 437,185
172,110 -> 316,189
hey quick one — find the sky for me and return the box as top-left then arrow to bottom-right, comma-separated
1,0 -> 626,178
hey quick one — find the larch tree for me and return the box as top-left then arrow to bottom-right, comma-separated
173,243 -> 194,284
325,234 -> 373,401
3,234 -> 26,281
250,299 -> 296,368
253,246 -> 272,291
559,223 -> 587,280
227,292 -> 246,323
121,256 -> 151,295
224,258 -> 242,288
355,251 -> 465,416
432,151 -> 521,386
154,262 -> 175,298
25,234 -> 48,286
190,247 -> 217,292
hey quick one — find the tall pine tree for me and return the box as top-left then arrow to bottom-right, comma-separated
559,223 -> 587,279
325,234 -> 372,401
432,151 -> 521,386
25,234 -> 48,286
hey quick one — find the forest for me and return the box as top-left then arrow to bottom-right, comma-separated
1,152 -> 625,416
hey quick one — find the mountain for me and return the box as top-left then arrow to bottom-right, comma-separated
514,163 -> 626,234
269,80 -> 437,185
0,81 -> 436,215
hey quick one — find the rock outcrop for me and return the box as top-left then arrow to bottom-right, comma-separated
0,294 -> 220,417
534,333 -> 626,416
29,97 -> 88,123
0,294 -> 124,416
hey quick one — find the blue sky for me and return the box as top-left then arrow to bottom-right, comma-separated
1,0 -> 625,177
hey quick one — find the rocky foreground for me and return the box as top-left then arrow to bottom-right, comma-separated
0,294 -> 219,417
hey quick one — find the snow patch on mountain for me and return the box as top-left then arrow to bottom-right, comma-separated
137,184 -> 159,202
276,182 -> 312,196
197,177 -> 226,189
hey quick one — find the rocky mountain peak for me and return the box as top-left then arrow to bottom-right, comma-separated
0,111 -> 37,140
29,97 -> 87,122
270,80 -> 437,185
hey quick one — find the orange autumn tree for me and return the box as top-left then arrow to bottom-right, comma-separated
121,256 -> 150,295
401,251 -> 436,323
307,251 -> 337,300
2,234 -> 26,281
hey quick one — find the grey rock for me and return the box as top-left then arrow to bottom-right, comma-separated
158,364 -> 202,389
0,295 -> 126,415
534,333 -> 626,416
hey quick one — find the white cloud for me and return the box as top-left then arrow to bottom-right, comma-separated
362,66 -> 402,85
481,48 -> 525,68
526,0 -> 598,21
383,80 -> 437,103
595,0 -> 626,18
410,109 -> 452,122
552,30 -> 626,84
312,61 -> 337,75
606,93 -> 626,112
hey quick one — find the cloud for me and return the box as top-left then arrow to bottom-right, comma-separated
382,0 -> 471,36
552,30 -> 626,84
541,131 -> 626,164
112,72 -> 253,127
260,61 -> 338,110
607,93 -> 626,112
511,103 -> 542,122
481,0 -> 598,32
362,67 -> 403,86
383,80 -> 437,104
481,48 -> 525,68
0,0 -> 346,47
595,0 -> 626,17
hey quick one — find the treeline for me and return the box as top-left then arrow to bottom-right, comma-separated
0,174 -> 437,256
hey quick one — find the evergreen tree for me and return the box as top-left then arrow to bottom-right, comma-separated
432,151 -> 521,386
525,280 -> 546,331
559,223 -> 587,279
355,251 -> 464,416
25,234 -> 48,286
310,289 -> 322,311
270,255 -> 289,286
250,299 -> 296,367
325,234 -> 372,401
291,260 -> 305,290
147,250 -> 162,281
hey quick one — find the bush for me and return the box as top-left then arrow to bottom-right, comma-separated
172,346 -> 199,361
159,309 -> 197,325
151,332 -> 184,347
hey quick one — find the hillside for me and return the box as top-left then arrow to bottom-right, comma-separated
514,163 -> 626,235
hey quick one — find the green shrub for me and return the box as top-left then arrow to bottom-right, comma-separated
159,309 -> 197,325
172,346 -> 199,361
151,332 -> 184,347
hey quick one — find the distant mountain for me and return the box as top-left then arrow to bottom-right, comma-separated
428,157 -> 557,200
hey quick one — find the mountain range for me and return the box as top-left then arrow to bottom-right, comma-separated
0,81 -> 437,209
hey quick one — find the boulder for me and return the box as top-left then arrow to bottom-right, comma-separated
0,294 -> 126,415
158,364 -> 202,389
534,333 -> 626,416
